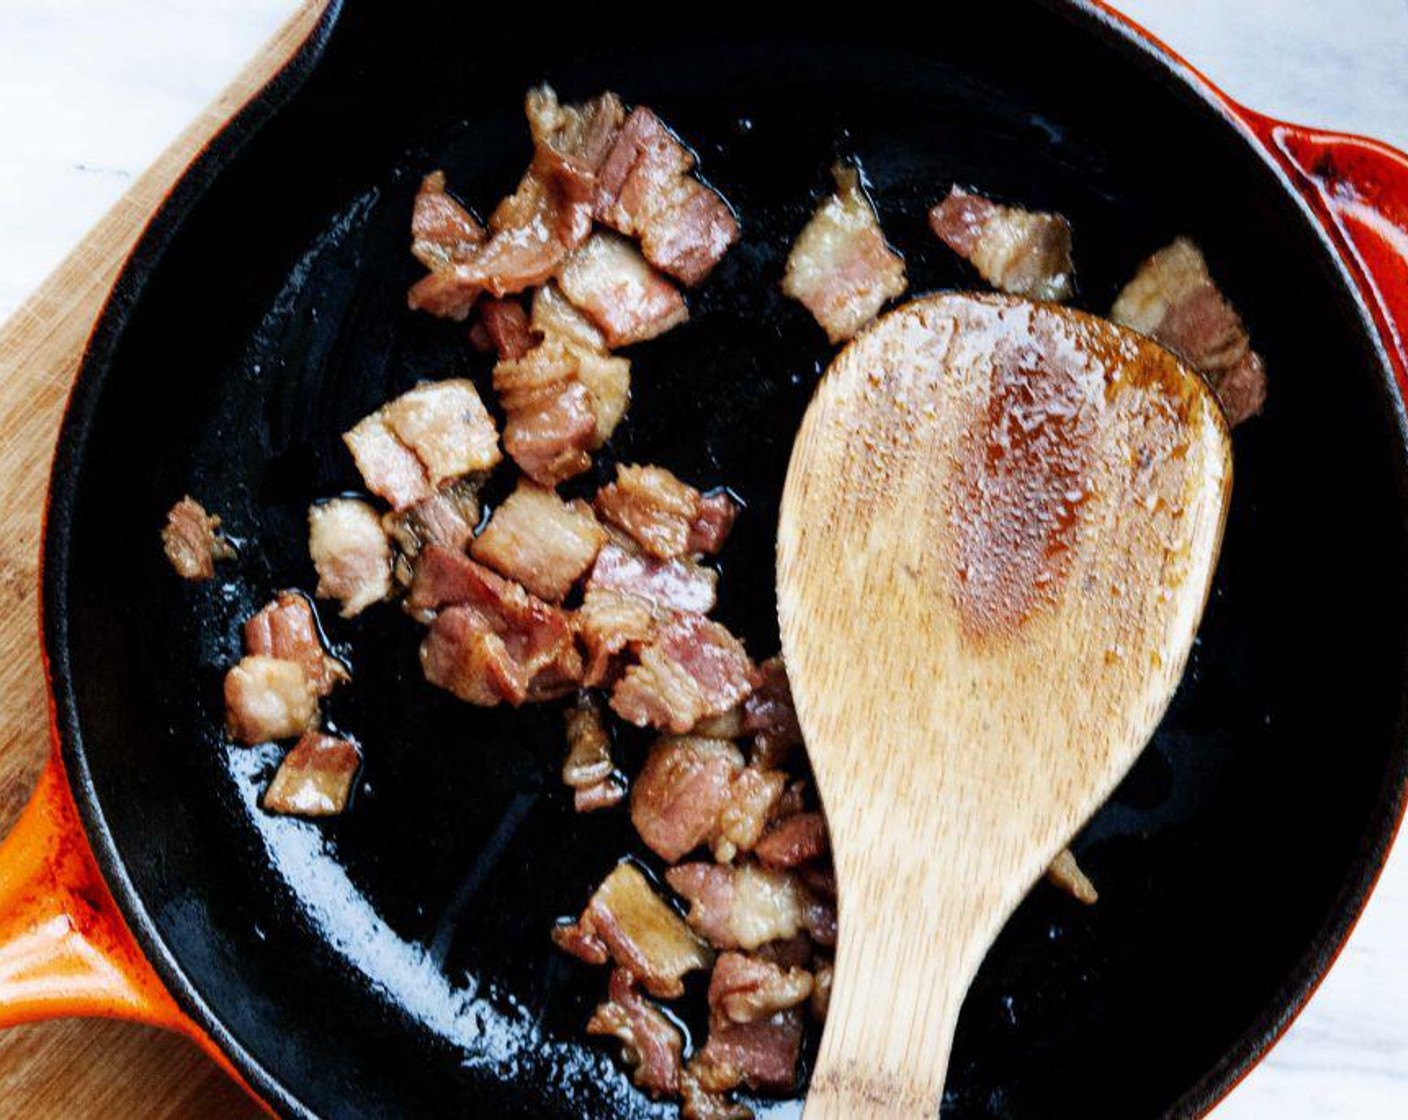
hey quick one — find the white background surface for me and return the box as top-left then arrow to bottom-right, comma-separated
0,1 -> 1405,1115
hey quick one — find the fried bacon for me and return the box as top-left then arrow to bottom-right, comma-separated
382,477 -> 483,577
162,496 -> 235,580
1047,846 -> 1099,905
665,862 -> 811,952
595,464 -> 736,561
411,171 -> 486,274
709,951 -> 813,1025
929,186 -> 1074,302
530,284 -> 633,443
782,162 -> 907,343
558,232 -> 689,348
224,656 -> 319,745
594,105 -> 739,285
525,86 -> 626,201
575,586 -> 660,687
692,1007 -> 805,1096
308,498 -> 392,618
754,811 -> 828,870
476,297 -> 538,361
563,697 -> 625,812
262,731 -> 361,817
412,547 -> 580,705
1111,237 -> 1267,426
470,482 -> 606,602
632,738 -> 746,862
713,766 -> 788,863
554,862 -> 712,998
742,656 -> 803,768
611,613 -> 758,733
586,968 -> 684,1098
588,539 -> 719,615
344,380 -> 500,508
243,592 -> 348,696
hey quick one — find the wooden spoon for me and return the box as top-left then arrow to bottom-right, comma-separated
778,293 -> 1232,1119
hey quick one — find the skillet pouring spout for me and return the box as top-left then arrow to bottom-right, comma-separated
777,293 -> 1232,1118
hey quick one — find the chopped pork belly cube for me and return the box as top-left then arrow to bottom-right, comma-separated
1111,237 -> 1267,425
594,106 -> 739,285
162,496 -> 235,580
665,862 -> 811,952
631,738 -> 745,862
382,477 -> 482,570
262,731 -> 362,817
476,297 -> 539,361
754,811 -> 829,870
410,171 -> 485,274
575,586 -> 660,687
713,766 -> 787,864
782,162 -> 907,343
929,186 -> 1075,302
224,655 -> 318,745
382,379 -> 501,487
587,539 -> 719,615
709,951 -> 813,1026
470,481 -> 607,602
611,613 -> 758,733
308,498 -> 392,618
525,86 -> 626,199
1047,846 -> 1099,905
532,282 -> 610,351
595,464 -> 734,561
558,232 -> 689,348
412,547 -> 580,705
587,969 -> 684,1098
742,656 -> 803,767
694,1007 -> 805,1095
563,698 -> 625,812
553,861 -> 712,998
343,412 -> 433,511
498,372 -> 598,486
242,591 -> 348,696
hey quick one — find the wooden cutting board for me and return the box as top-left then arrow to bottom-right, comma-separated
0,4 -> 325,1115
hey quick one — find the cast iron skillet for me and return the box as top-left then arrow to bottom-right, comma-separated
35,2 -> 1408,1117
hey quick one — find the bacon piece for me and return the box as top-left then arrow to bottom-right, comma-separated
680,1075 -> 753,1120
713,766 -> 787,863
632,738 -> 745,862
382,379 -> 502,488
242,592 -> 348,696
1047,846 -> 1099,905
587,539 -> 719,615
224,656 -> 319,745
161,496 -> 234,580
743,656 -> 803,768
470,482 -> 606,602
693,1007 -> 805,1095
665,863 -> 810,952
1111,237 -> 1267,426
493,338 -> 630,485
611,613 -> 757,734
594,106 -> 739,285
558,232 -> 689,348
476,297 -> 538,361
411,171 -> 486,274
687,491 -> 738,555
343,412 -> 433,510
563,697 -> 625,813
709,951 -> 813,1025
782,162 -> 907,343
262,731 -> 361,817
309,498 -> 392,618
586,969 -> 684,1098
575,586 -> 659,687
382,477 -> 483,575
553,862 -> 712,998
810,959 -> 833,1022
525,86 -> 626,198
754,812 -> 829,870
929,186 -> 1074,302
595,464 -> 721,560
412,547 -> 580,705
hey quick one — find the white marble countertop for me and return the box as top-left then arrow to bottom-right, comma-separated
0,1 -> 1405,1116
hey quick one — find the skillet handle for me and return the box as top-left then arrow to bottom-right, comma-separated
1244,114 -> 1408,396
0,752 -> 185,1029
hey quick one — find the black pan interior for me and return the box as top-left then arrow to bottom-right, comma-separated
43,3 -> 1408,1118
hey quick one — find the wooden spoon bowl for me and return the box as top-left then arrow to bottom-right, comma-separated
778,293 -> 1232,1118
